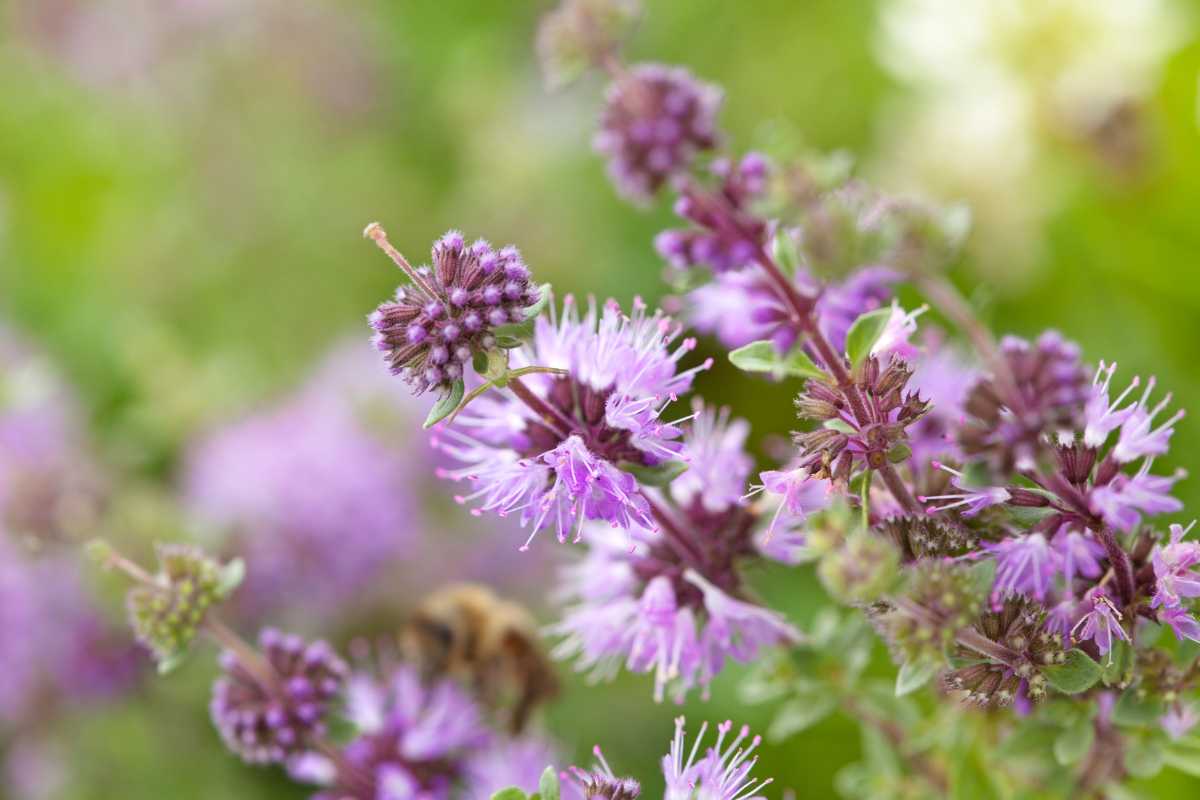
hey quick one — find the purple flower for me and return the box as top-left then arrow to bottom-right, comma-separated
367,226 -> 543,396
1089,460 -> 1186,533
960,331 -> 1090,472
1083,362 -> 1139,448
465,737 -> 560,800
1161,605 -> 1200,643
436,296 -> 709,549
1112,376 -> 1184,464
869,301 -> 927,363
1053,529 -> 1106,587
1070,594 -> 1129,657
568,746 -> 642,800
671,402 -> 753,515
987,533 -> 1063,602
918,461 -> 1010,517
906,333 -> 976,463
184,375 -> 419,623
662,717 -> 772,800
595,63 -> 722,200
656,154 -> 768,274
684,266 -> 899,356
1151,521 -> 1200,609
1162,704 -> 1200,741
297,664 -> 492,800
747,467 -> 833,541
210,628 -> 348,765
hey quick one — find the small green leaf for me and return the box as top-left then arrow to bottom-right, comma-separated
494,334 -> 526,349
767,694 -> 837,741
886,443 -> 912,464
490,789 -> 529,800
524,283 -> 552,320
895,659 -> 938,697
156,649 -> 188,676
1163,744 -> 1200,777
1006,506 -> 1058,526
1054,719 -> 1095,765
844,308 -> 892,369
538,766 -> 560,800
424,379 -> 465,429
215,558 -> 245,598
1044,649 -> 1104,694
772,231 -> 800,275
965,559 -> 997,598
472,350 -> 489,375
1124,737 -> 1166,778
824,418 -> 857,435
1102,640 -> 1134,686
728,340 -> 824,380
1114,690 -> 1165,727
618,460 -> 688,487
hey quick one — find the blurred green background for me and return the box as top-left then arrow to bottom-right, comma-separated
2,0 -> 1200,797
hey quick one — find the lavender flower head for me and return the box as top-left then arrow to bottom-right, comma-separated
295,663 -> 491,800
184,374 -> 418,623
367,225 -> 543,397
435,295 -> 711,549
662,717 -> 772,800
549,406 -> 799,701
596,63 -> 722,201
960,331 -> 1090,472
211,628 -> 347,765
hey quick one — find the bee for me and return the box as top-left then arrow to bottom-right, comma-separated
402,583 -> 559,733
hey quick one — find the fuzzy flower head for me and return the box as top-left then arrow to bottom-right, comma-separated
549,412 -> 798,702
656,154 -> 769,274
987,533 -> 1062,603
211,628 -> 348,766
596,63 -> 722,201
960,331 -> 1090,472
298,663 -> 492,800
663,717 -> 772,800
435,296 -> 711,549
1112,375 -> 1184,464
569,746 -> 642,800
367,225 -> 543,397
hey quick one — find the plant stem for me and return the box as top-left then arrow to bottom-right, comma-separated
644,495 -> 706,568
363,222 -> 441,300
507,376 -> 577,439
879,461 -> 923,516
203,616 -> 280,692
1096,527 -> 1135,606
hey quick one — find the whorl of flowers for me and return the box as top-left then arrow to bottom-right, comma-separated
434,294 -> 711,549
210,628 -> 348,765
367,224 -> 543,397
595,63 -> 722,201
124,543 -> 240,669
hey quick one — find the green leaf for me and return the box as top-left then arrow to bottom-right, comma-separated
156,649 -> 188,676
861,725 -> 901,779
728,340 -> 824,380
1044,649 -> 1103,694
1124,737 -> 1166,778
844,308 -> 891,369
490,789 -> 529,800
772,231 -> 800,275
472,350 -> 489,375
895,659 -> 938,697
523,283 -> 552,321
538,766 -> 560,800
423,379 -> 465,429
494,334 -> 527,349
215,558 -> 245,598
824,418 -> 857,435
1005,506 -> 1058,526
767,694 -> 837,741
617,460 -> 688,487
965,559 -> 997,598
1102,640 -> 1134,686
1113,690 -> 1164,727
1054,719 -> 1095,765
886,443 -> 912,464
1163,744 -> 1200,777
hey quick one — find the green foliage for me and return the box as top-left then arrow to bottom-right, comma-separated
423,378 -> 465,428
1043,650 -> 1104,694
728,340 -> 825,380
843,308 -> 891,369
617,459 -> 689,486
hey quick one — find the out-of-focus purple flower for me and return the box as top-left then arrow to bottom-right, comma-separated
671,402 -> 753,515
662,717 -> 772,800
297,664 -> 491,800
595,63 -> 722,201
1053,529 -> 1106,587
1112,376 -> 1184,464
987,533 -> 1062,602
1160,605 -> 1200,643
1151,521 -> 1200,609
3,736 -> 66,800
1083,362 -> 1139,448
1162,703 -> 1200,741
918,461 -> 1010,517
746,467 -> 833,542
465,737 -> 559,800
211,628 -> 347,765
906,333 -> 975,463
185,382 -> 418,622
1089,460 -> 1186,533
960,331 -> 1090,472
869,301 -> 926,363
1045,597 -> 1085,639
1070,593 -> 1129,657
813,267 -> 902,354
436,296 -> 710,549
368,227 -> 543,397
656,154 -> 768,274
